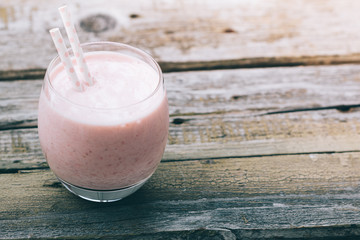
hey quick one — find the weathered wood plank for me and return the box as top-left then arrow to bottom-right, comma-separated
0,79 -> 41,130
2,152 -> 360,238
2,0 -> 360,76
166,64 -> 360,115
3,64 -> 360,130
1,108 -> 360,171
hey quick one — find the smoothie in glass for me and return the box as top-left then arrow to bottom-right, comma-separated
38,42 -> 169,202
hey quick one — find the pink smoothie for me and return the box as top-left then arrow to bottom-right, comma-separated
38,51 -> 169,190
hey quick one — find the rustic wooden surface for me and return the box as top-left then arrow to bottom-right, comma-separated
3,0 -> 360,78
3,0 -> 360,239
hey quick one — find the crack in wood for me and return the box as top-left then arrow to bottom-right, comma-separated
161,150 -> 360,163
0,69 -> 45,81
264,104 -> 360,115
0,124 -> 38,131
0,166 -> 48,174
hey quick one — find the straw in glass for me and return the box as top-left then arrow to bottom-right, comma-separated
49,28 -> 83,91
58,5 -> 94,86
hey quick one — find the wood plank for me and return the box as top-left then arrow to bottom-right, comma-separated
0,79 -> 41,130
2,0 -> 360,76
3,64 -> 360,130
2,152 -> 360,238
2,108 -> 360,171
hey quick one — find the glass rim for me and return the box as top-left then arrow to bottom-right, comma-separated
45,41 -> 163,111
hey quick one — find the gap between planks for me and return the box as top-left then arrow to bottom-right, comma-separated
2,54 -> 360,80
2,150 -> 360,174
1,103 -> 359,131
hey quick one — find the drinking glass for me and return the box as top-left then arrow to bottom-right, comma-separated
38,42 -> 169,202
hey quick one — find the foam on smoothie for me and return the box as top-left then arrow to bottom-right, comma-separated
48,51 -> 162,125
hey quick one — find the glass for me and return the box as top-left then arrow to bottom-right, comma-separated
38,42 -> 169,202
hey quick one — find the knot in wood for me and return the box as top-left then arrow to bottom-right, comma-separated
80,14 -> 116,33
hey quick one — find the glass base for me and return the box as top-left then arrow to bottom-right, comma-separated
58,177 -> 149,202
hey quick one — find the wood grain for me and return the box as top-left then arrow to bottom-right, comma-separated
2,0 -> 360,77
2,108 -> 360,171
3,64 -> 360,130
3,1 -> 360,238
2,152 -> 360,238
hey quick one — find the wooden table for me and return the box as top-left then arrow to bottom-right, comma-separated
3,0 -> 360,238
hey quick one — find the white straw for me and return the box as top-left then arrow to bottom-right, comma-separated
58,5 -> 94,86
49,28 -> 83,91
